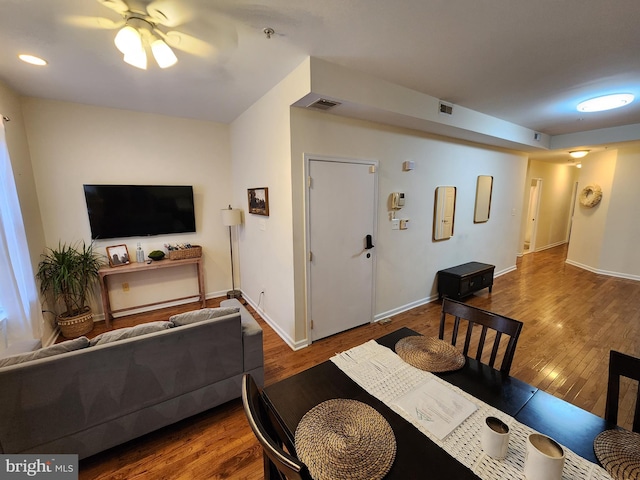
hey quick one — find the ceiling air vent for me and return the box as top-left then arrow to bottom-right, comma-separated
439,101 -> 453,115
308,98 -> 341,110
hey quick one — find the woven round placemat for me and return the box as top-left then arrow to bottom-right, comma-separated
294,398 -> 396,480
594,429 -> 640,480
395,336 -> 465,372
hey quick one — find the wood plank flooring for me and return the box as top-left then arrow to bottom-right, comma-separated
78,245 -> 640,479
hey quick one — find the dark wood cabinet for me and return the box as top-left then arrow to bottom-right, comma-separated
437,261 -> 494,299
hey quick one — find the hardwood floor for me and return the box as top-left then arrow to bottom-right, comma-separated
78,245 -> 640,479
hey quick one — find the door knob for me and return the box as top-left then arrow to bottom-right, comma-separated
365,234 -> 374,250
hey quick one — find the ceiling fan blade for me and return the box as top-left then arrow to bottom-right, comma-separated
64,15 -> 124,30
96,0 -> 129,15
146,0 -> 191,27
162,31 -> 216,58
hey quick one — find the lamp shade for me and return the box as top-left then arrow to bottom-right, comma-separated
151,39 -> 178,68
124,48 -> 147,70
115,25 -> 142,55
221,208 -> 242,226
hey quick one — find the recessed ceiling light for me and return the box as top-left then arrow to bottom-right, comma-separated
18,54 -> 47,66
577,93 -> 634,112
569,150 -> 589,158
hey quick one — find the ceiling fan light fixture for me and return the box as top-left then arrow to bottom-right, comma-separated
123,48 -> 147,70
114,25 -> 142,54
151,38 -> 177,68
577,93 -> 635,112
569,150 -> 590,159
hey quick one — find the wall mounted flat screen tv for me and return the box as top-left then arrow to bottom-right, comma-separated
83,185 -> 196,239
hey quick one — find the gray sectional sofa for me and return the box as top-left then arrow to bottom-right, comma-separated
0,298 -> 263,460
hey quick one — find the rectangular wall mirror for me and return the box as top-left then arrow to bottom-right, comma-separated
433,186 -> 456,240
474,175 -> 493,223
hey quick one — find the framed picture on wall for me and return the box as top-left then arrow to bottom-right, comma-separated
106,244 -> 130,267
248,187 -> 269,216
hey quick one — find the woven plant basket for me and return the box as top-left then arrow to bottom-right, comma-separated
58,306 -> 94,338
169,245 -> 202,260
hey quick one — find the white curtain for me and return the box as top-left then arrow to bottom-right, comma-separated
0,119 -> 41,351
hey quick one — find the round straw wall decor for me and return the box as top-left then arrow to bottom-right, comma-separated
579,184 -> 603,207
594,429 -> 640,480
294,399 -> 396,480
396,336 -> 465,372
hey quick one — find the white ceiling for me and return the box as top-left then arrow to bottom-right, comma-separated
1,0 -> 639,161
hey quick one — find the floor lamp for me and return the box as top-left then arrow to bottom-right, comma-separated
221,205 -> 242,299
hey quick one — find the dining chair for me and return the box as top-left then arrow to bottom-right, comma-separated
605,350 -> 640,433
241,374 -> 313,480
439,298 -> 523,374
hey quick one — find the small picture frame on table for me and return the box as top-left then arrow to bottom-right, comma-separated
107,244 -> 130,267
248,187 -> 269,216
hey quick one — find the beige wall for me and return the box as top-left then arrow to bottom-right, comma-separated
594,146 -> 640,279
230,58 -> 311,348
0,82 -> 49,341
4,65 -> 640,351
291,108 -> 528,342
21,98 -> 234,319
522,160 -> 579,253
0,83 -> 46,272
566,150 -> 616,272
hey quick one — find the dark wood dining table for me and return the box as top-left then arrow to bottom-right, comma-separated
262,327 -> 614,479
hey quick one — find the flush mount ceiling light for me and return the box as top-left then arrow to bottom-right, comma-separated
114,16 -> 177,69
18,54 -> 47,66
569,150 -> 590,159
577,94 -> 635,112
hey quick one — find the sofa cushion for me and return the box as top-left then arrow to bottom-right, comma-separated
89,321 -> 173,346
220,299 -> 263,380
0,336 -> 89,368
169,307 -> 240,326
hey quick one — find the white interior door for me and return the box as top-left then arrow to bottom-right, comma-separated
567,181 -> 579,243
307,157 -> 377,341
524,178 -> 542,253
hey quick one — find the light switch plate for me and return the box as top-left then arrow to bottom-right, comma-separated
391,219 -> 400,230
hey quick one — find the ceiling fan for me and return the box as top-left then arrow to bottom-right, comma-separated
67,0 -> 219,69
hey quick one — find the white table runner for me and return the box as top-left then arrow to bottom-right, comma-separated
331,340 -> 611,480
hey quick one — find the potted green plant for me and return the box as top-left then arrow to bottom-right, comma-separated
36,241 -> 105,338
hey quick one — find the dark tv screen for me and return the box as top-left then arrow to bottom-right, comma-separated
83,185 -> 196,239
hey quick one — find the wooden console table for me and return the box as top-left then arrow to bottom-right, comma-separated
99,257 -> 205,327
437,261 -> 494,300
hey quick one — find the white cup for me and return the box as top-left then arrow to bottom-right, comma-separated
481,416 -> 510,459
524,433 -> 565,480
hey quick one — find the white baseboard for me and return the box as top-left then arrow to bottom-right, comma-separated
565,259 -> 640,281
87,289 -> 312,351
374,296 -> 436,322
242,293 -> 309,351
373,264 -> 515,322
496,265 -> 517,277
518,240 -> 567,257
534,240 -> 567,252
241,261 -> 521,351
92,290 -> 228,322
